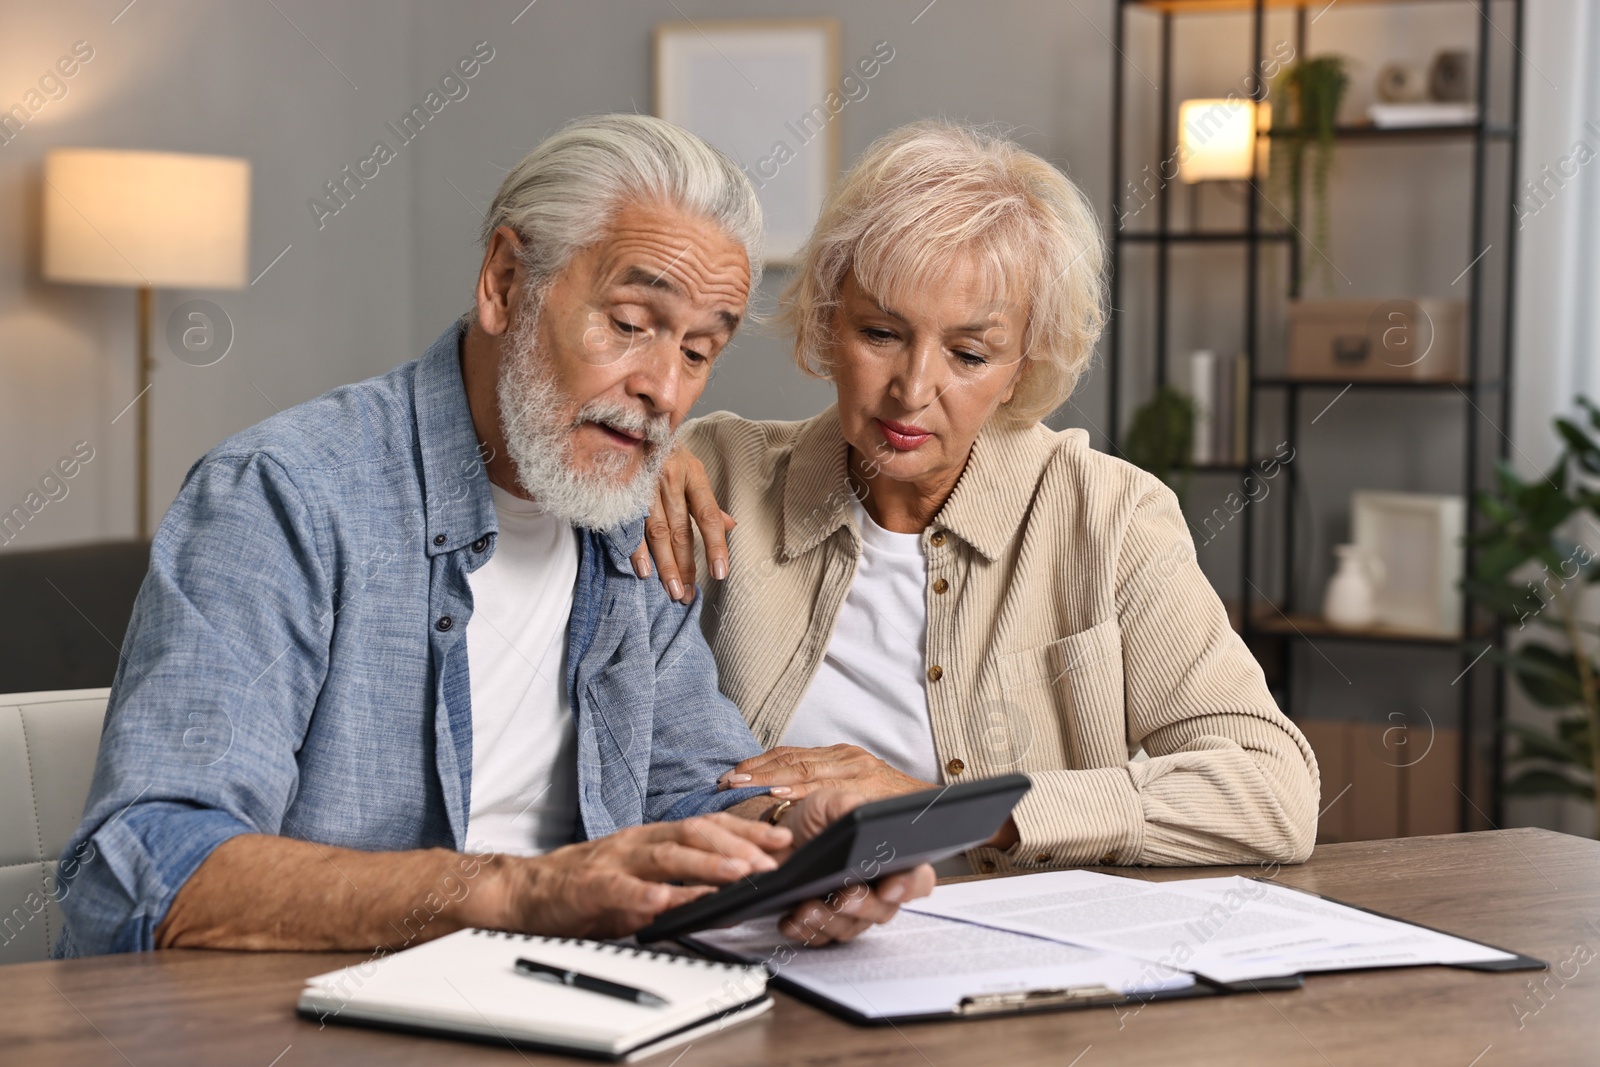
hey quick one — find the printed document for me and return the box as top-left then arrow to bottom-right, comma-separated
906,870 -> 1513,983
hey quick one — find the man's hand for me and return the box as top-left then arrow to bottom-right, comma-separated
630,444 -> 735,604
720,744 -> 935,802
487,814 -> 790,940
764,788 -> 937,946
157,815 -> 791,952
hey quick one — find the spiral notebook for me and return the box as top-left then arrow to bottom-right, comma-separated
298,929 -> 772,1061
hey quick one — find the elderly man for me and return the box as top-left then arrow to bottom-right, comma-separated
56,114 -> 932,958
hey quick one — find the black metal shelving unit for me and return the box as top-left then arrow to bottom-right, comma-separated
1106,0 -> 1525,830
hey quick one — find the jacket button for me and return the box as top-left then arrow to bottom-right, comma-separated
932,578 -> 949,594
1101,851 -> 1117,865
930,531 -> 947,547
472,536 -> 489,553
433,534 -> 447,546
946,757 -> 965,776
436,616 -> 453,632
979,859 -> 997,874
1036,853 -> 1053,864
927,664 -> 944,682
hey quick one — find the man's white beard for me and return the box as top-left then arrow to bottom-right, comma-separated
495,301 -> 673,531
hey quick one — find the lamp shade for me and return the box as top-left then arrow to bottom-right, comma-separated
1177,99 -> 1269,183
43,149 -> 250,289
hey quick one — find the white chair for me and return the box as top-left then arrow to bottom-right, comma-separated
0,689 -> 108,964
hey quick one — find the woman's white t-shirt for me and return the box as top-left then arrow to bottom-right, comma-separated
780,497 -> 942,785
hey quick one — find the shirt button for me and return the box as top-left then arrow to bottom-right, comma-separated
929,531 -> 947,548
472,536 -> 489,552
932,578 -> 949,594
979,859 -> 997,874
927,665 -> 944,682
946,757 -> 965,776
436,615 -> 453,632
433,534 -> 447,546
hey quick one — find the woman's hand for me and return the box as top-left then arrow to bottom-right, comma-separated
770,788 -> 937,945
630,444 -> 735,604
718,744 -> 934,802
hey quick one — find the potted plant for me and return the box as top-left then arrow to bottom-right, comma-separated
1271,56 -> 1350,297
1462,398 -> 1600,836
1122,385 -> 1196,505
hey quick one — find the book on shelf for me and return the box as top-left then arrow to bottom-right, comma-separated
1232,354 -> 1249,464
1189,350 -> 1248,467
1190,350 -> 1215,466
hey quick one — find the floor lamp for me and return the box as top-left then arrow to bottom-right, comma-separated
42,149 -> 250,539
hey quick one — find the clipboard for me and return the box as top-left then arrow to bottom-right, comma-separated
680,874 -> 1543,1026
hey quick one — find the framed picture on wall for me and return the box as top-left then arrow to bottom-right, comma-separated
1352,491 -> 1466,637
655,19 -> 840,265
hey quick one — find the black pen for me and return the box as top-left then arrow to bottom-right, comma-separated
514,958 -> 669,1008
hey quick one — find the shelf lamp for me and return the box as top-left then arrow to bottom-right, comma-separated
42,148 -> 250,539
1177,99 -> 1269,230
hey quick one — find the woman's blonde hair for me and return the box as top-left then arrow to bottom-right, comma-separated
781,121 -> 1105,424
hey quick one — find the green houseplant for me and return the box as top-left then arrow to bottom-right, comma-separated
1122,385 -> 1195,505
1271,56 -> 1350,297
1462,398 -> 1600,836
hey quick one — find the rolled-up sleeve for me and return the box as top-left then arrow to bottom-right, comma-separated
55,452 -> 331,956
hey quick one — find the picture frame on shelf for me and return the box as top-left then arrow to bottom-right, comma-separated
1351,491 -> 1465,637
654,19 -> 840,266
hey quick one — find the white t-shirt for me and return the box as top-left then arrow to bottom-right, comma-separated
463,484 -> 582,856
781,497 -> 942,785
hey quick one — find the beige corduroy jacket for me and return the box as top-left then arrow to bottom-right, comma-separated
681,407 -> 1319,873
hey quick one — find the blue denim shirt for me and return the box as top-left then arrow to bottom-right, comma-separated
55,323 -> 765,957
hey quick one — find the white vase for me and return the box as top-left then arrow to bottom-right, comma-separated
1323,544 -> 1384,629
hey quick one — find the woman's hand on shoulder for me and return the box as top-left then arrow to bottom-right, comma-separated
717,744 -> 934,802
630,444 -> 735,604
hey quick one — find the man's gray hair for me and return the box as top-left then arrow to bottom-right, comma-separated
482,113 -> 764,292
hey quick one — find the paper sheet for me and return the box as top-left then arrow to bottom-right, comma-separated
906,871 -> 1514,983
690,909 -> 1193,1019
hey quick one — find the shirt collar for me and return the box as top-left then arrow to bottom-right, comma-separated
779,405 -> 1083,563
414,320 -> 498,558
779,407 -> 857,560
596,515 -> 648,573
936,419 -> 1080,561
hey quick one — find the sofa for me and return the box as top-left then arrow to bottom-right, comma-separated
0,688 -> 108,964
0,540 -> 149,695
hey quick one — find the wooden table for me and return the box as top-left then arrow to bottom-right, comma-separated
4,828 -> 1597,1066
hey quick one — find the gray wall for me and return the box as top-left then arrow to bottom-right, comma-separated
1,0 -> 415,548
1,0 -> 1521,556
0,0 -> 1114,550
404,0 -> 1114,426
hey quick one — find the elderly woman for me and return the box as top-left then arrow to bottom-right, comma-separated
635,122 -> 1318,874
